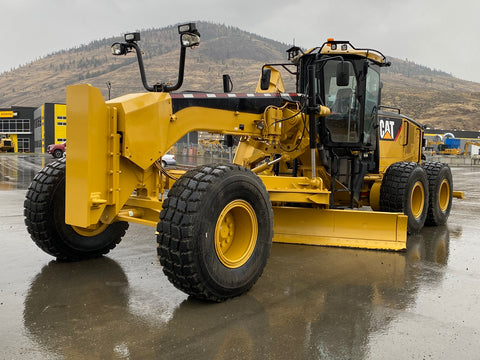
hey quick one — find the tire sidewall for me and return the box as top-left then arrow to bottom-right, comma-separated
404,165 -> 429,233
47,161 -> 127,258
380,162 -> 429,234
193,170 -> 272,297
424,162 -> 453,226
431,165 -> 453,225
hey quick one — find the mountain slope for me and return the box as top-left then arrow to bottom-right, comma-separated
1,21 -> 480,131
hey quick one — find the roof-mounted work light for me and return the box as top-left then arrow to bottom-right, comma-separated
178,23 -> 196,34
111,42 -> 128,56
177,23 -> 200,48
110,23 -> 200,92
111,32 -> 141,56
125,32 -> 140,43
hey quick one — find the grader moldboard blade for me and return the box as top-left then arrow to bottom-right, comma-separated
272,207 -> 408,251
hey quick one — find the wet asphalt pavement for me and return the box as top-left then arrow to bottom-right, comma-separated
1,154 -> 479,360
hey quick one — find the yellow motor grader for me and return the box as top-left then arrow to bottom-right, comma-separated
25,24 -> 461,301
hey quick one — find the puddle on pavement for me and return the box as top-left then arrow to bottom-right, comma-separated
0,153 -> 224,190
0,154 -> 55,190
19,225 -> 453,359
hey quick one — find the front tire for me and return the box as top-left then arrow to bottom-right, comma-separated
422,161 -> 453,226
380,162 -> 429,234
53,149 -> 63,158
24,159 -> 129,260
157,164 -> 273,302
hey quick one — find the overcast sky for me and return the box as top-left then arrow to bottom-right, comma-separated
2,0 -> 479,82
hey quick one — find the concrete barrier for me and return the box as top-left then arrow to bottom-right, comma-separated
425,155 -> 480,166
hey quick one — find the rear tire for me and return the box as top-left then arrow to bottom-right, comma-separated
157,163 -> 273,302
24,159 -> 128,260
380,162 -> 429,234
422,161 -> 453,226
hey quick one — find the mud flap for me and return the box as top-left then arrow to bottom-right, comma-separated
272,207 -> 407,251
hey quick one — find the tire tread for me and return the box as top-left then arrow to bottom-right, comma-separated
422,161 -> 453,226
380,161 -> 429,233
157,163 -> 272,302
24,159 -> 128,260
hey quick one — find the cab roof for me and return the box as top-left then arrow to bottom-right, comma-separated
298,39 -> 390,67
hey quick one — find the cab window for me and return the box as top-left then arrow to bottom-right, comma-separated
364,68 -> 380,144
322,60 -> 360,143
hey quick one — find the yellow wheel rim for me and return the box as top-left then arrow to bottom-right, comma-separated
215,200 -> 258,269
438,179 -> 450,212
410,181 -> 425,219
72,222 -> 109,237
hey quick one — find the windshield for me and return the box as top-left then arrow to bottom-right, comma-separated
322,60 -> 360,143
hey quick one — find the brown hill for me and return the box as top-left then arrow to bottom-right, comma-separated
381,71 -> 480,131
1,22 -> 480,131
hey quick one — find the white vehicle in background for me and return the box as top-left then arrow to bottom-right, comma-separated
161,154 -> 176,167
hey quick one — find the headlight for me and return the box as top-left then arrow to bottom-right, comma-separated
181,33 -> 200,48
111,43 -> 127,56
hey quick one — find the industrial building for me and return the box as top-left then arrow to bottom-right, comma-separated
0,104 -> 68,154
33,103 -> 66,153
0,106 -> 36,152
0,104 -> 67,154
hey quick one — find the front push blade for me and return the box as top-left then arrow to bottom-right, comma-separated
272,207 -> 407,251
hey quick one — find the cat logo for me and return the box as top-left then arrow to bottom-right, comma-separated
379,117 -> 402,141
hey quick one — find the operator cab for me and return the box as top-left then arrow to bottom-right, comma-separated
294,40 -> 390,206
296,40 -> 388,149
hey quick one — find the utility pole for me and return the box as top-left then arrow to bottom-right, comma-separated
106,81 -> 112,100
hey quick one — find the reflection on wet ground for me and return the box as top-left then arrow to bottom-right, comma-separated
18,226 -> 460,359
0,153 -> 222,190
0,154 -> 55,190
1,155 -> 480,359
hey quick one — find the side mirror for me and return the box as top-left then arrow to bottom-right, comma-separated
336,62 -> 350,87
260,68 -> 271,90
223,74 -> 233,93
